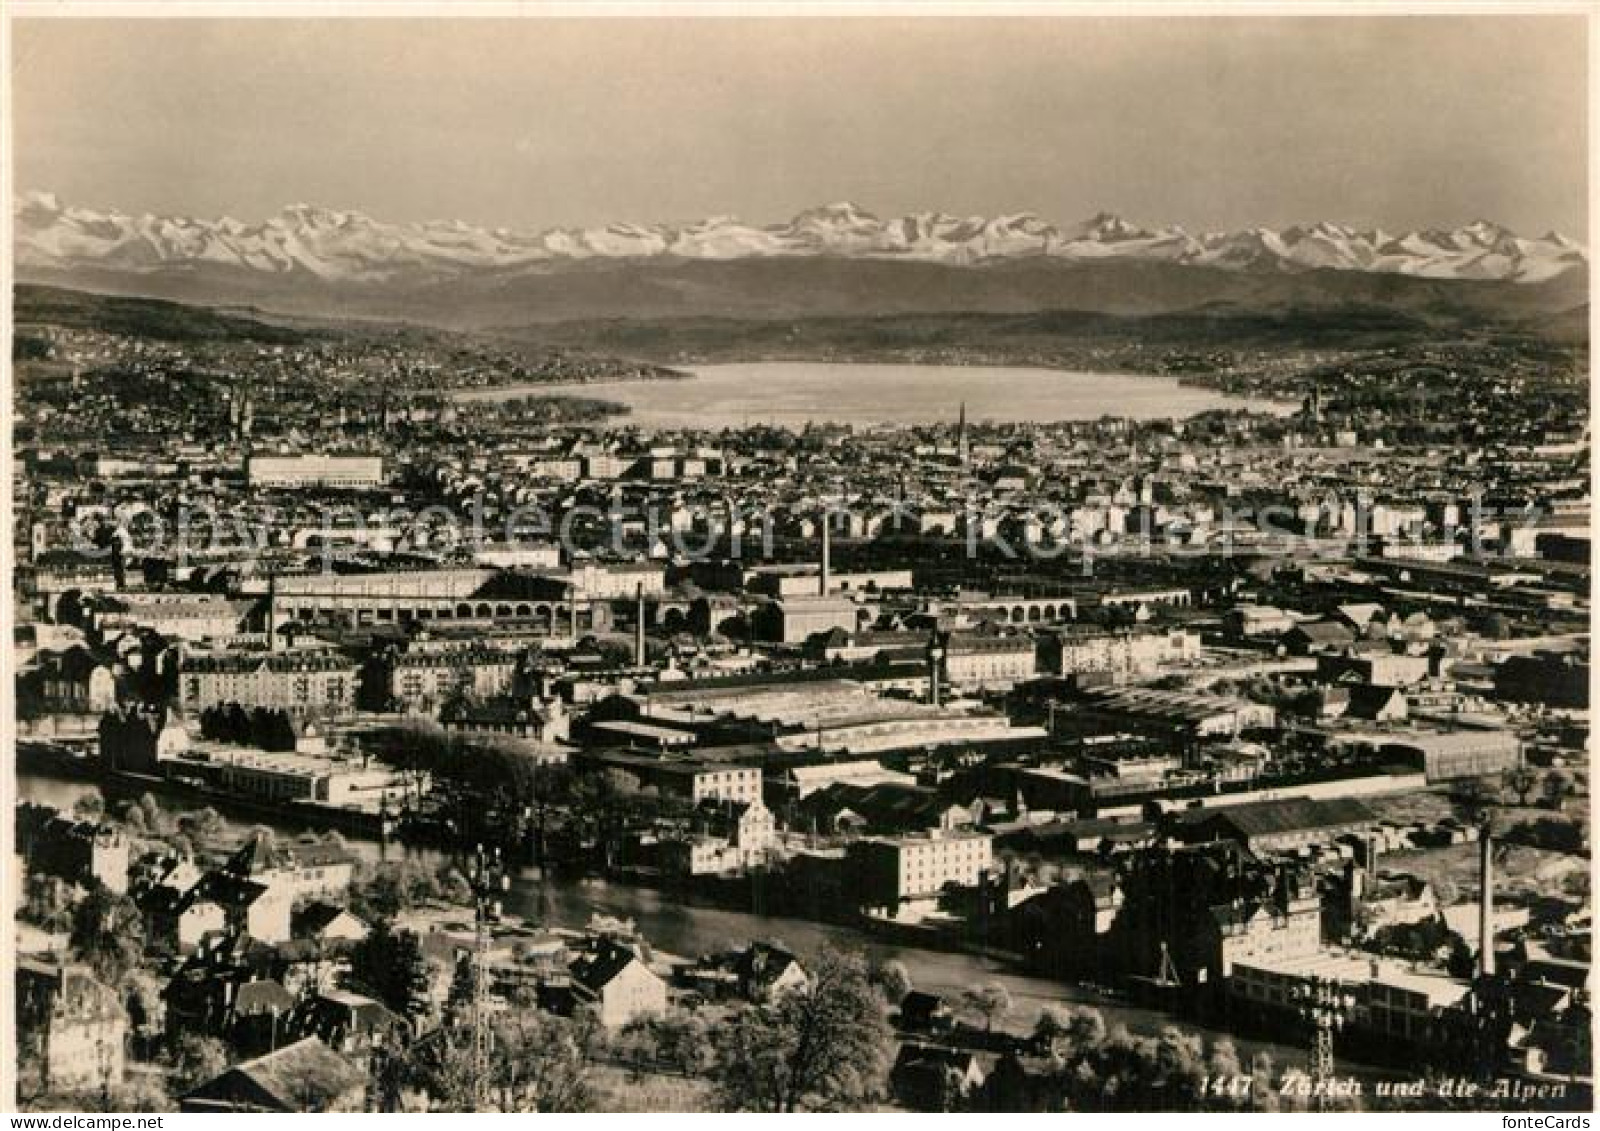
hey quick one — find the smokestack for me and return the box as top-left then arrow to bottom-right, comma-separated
1478,824 -> 1495,976
266,573 -> 278,654
635,584 -> 647,668
820,510 -> 831,596
927,633 -> 946,708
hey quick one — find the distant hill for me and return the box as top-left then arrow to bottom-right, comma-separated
14,282 -> 1584,380
13,283 -> 317,344
495,305 -> 1457,361
16,254 -> 1588,334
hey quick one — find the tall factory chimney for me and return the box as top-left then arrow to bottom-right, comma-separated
819,508 -> 832,596
926,633 -> 947,708
1478,822 -> 1495,976
634,584 -> 647,668
266,573 -> 278,654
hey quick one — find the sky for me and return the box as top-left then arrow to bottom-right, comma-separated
9,14 -> 1590,236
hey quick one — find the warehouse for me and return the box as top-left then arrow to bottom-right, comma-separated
1172,796 -> 1378,854
1380,729 -> 1521,782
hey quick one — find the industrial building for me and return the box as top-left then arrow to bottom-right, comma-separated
845,831 -> 994,913
247,454 -> 384,489
1380,729 -> 1522,783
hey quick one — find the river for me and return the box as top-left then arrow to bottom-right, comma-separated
18,770 -> 1315,1070
449,362 -> 1290,429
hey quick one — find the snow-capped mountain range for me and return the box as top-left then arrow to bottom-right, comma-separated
14,192 -> 1586,286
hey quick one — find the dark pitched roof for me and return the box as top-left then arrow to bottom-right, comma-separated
1190,797 -> 1377,840
570,939 -> 644,993
298,991 -> 407,1042
225,836 -> 355,879
181,1037 -> 363,1113
293,901 -> 364,938
894,1042 -> 982,1074
1287,621 -> 1357,645
1346,684 -> 1408,719
234,979 -> 295,1016
900,990 -> 949,1017
182,870 -> 270,914
731,942 -> 802,987
801,781 -> 961,829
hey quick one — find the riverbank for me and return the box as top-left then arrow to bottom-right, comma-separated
17,744 -> 396,838
17,767 -> 1318,1075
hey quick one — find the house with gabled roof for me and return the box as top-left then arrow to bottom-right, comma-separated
891,1042 -> 991,1111
566,938 -> 666,1028
728,941 -> 808,1001
1282,619 -> 1356,656
15,960 -> 127,1098
179,1036 -> 365,1113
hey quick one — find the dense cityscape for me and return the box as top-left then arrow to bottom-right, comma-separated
9,273 -> 1591,1112
8,9 -> 1594,1119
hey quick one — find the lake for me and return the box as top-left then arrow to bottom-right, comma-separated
450,362 -> 1288,429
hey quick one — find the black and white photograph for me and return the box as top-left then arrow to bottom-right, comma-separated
2,3 -> 1593,1116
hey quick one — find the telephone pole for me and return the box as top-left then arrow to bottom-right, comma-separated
1294,975 -> 1353,1111
466,842 -> 509,1109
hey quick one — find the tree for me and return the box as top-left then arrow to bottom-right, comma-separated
1507,816 -> 1586,854
1033,1005 -> 1074,1054
623,1008 -> 713,1076
391,1008 -> 601,1113
933,1064 -> 969,1113
491,1008 -> 601,1112
711,946 -> 894,1112
348,859 -> 465,921
72,793 -> 106,824
176,807 -> 225,851
69,884 -> 144,984
21,874 -> 74,933
1247,1052 -> 1282,1113
1073,1025 -> 1209,1111
350,920 -> 433,1023
1020,1014 -> 1259,1113
107,1077 -> 175,1113
403,1025 -> 480,1111
960,981 -> 1012,1033
137,792 -> 166,832
433,864 -> 473,907
1453,777 -> 1496,823
124,972 -> 167,1060
1063,1005 -> 1107,1053
112,798 -> 149,835
1205,1038 -> 1247,1111
169,1034 -> 231,1093
869,958 -> 912,1006
1542,768 -> 1575,809
1503,764 -> 1539,806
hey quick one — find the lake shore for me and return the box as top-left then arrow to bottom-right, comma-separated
449,360 -> 1291,428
